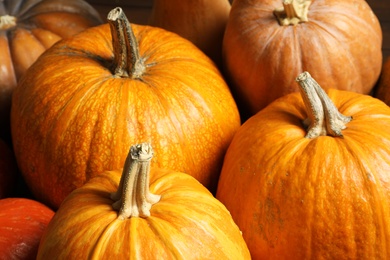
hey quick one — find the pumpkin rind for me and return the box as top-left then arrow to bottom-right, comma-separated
223,0 -> 383,118
217,78 -> 390,259
0,198 -> 54,260
11,13 -> 240,208
0,0 -> 102,140
37,143 -> 250,259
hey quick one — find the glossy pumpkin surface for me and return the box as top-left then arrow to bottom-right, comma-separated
217,73 -> 390,259
0,198 -> 54,260
37,143 -> 250,259
0,0 -> 102,140
11,8 -> 240,209
223,0 -> 382,118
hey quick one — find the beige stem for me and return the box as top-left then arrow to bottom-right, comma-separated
111,143 -> 161,219
0,15 -> 17,30
107,7 -> 145,79
274,0 -> 312,26
296,71 -> 352,138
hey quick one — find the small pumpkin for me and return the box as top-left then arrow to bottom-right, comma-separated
223,0 -> 382,119
11,7 -> 240,209
0,0 -> 102,140
0,139 -> 18,198
0,198 -> 55,260
217,72 -> 390,259
149,0 -> 231,67
37,143 -> 251,259
374,56 -> 390,105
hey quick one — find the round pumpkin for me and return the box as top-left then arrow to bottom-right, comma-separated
11,7 -> 240,209
223,0 -> 382,119
0,0 -> 102,140
37,143 -> 250,259
374,56 -> 390,105
0,198 -> 54,260
216,72 -> 390,259
149,0 -> 231,68
0,139 -> 18,198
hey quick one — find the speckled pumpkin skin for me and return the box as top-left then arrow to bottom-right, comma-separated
217,89 -> 390,259
11,23 -> 240,209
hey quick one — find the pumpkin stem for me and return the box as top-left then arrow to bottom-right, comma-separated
107,7 -> 145,79
274,0 -> 311,26
0,15 -> 17,30
111,143 -> 161,220
296,71 -> 352,139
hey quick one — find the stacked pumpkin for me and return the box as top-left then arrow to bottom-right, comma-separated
2,0 -> 390,259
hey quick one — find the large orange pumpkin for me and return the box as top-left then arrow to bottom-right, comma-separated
11,7 -> 240,209
0,0 -> 102,140
223,0 -> 382,119
216,72 -> 390,259
149,0 -> 231,68
37,143 -> 251,259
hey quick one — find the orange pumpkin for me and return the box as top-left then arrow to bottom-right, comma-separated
374,56 -> 390,105
149,0 -> 231,68
11,7 -> 240,209
37,143 -> 251,259
0,198 -> 54,260
0,0 -> 102,140
217,72 -> 390,259
223,0 -> 382,119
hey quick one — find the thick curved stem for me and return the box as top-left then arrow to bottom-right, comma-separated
107,7 -> 145,79
274,0 -> 311,26
111,143 -> 161,219
296,72 -> 352,139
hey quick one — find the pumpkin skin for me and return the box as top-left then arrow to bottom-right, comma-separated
0,0 -> 102,140
374,56 -> 390,105
222,0 -> 382,119
216,79 -> 390,259
11,9 -> 241,209
0,198 -> 55,260
149,0 -> 231,68
0,139 -> 18,198
37,143 -> 251,259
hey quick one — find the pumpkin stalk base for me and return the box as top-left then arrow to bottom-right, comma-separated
296,71 -> 352,138
274,0 -> 311,26
107,7 -> 146,79
0,15 -> 16,30
111,143 -> 161,220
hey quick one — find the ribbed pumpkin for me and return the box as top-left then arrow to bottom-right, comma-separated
0,0 -> 102,140
0,198 -> 54,260
223,0 -> 382,119
217,72 -> 390,259
149,0 -> 231,67
37,143 -> 251,259
11,7 -> 240,209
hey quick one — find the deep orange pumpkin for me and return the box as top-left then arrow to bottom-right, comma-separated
37,143 -> 251,259
149,0 -> 231,68
223,0 -> 382,119
217,72 -> 390,259
0,0 -> 102,140
0,198 -> 54,260
11,7 -> 240,209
